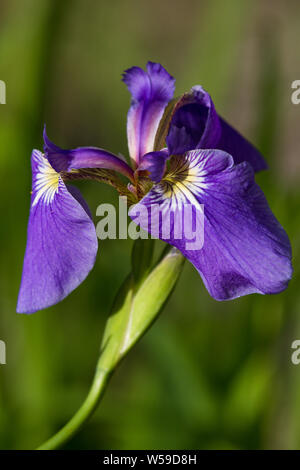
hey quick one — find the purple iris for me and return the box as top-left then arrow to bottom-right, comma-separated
17,62 -> 292,313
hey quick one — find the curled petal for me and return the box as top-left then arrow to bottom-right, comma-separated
43,128 -> 134,182
137,149 -> 169,183
166,86 -> 221,154
166,86 -> 266,172
17,150 -> 98,314
129,149 -> 292,300
122,62 -> 175,165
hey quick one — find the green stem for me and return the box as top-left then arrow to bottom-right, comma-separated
37,363 -> 111,450
36,244 -> 184,450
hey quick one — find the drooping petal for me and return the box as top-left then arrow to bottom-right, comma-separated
217,117 -> 267,172
43,128 -> 134,182
166,86 -> 266,172
17,150 -> 98,314
122,62 -> 175,165
137,149 -> 169,183
129,149 -> 292,300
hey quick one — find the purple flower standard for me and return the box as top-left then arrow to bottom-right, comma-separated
17,62 -> 292,313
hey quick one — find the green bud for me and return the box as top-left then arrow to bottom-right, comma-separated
131,238 -> 155,289
99,244 -> 185,372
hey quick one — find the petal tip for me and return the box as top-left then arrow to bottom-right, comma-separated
43,127 -> 64,156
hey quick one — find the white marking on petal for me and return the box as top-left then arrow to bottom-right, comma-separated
157,154 -> 208,211
32,153 -> 59,206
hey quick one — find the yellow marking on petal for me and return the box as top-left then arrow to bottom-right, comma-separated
32,155 -> 59,206
160,155 -> 207,209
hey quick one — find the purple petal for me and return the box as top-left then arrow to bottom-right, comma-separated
122,62 -> 175,165
137,149 -> 169,183
129,149 -> 292,300
166,86 -> 221,154
17,150 -> 98,314
217,117 -> 267,172
43,128 -> 134,181
166,86 -> 266,172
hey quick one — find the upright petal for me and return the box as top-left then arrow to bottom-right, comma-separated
129,150 -> 292,300
122,62 -> 175,165
17,150 -> 98,314
43,128 -> 134,182
166,86 -> 266,172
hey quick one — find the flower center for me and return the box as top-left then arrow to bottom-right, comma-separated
158,155 -> 206,206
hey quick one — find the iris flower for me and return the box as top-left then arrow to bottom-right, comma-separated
17,62 -> 292,313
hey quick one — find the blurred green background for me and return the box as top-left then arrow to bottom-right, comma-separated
0,0 -> 300,450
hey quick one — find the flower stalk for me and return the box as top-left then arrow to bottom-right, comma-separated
37,365 -> 111,450
37,242 -> 185,450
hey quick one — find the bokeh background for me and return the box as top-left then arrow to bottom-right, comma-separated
0,0 -> 300,450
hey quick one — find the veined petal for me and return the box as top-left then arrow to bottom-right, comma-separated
137,149 -> 169,183
43,128 -> 134,182
217,117 -> 267,172
166,86 -> 266,172
122,62 -> 175,165
17,150 -> 98,314
166,86 -> 221,154
129,149 -> 292,300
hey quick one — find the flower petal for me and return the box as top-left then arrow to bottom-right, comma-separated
166,86 -> 266,172
217,117 -> 267,172
43,128 -> 134,181
17,150 -> 98,314
137,149 -> 169,183
122,62 -> 175,165
129,149 -> 292,300
166,86 -> 221,154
